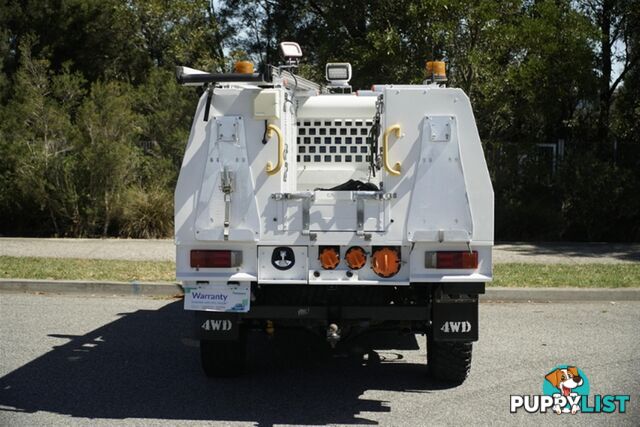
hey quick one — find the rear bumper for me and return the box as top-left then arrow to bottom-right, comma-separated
194,282 -> 484,341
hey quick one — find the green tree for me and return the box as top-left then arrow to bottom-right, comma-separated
1,39 -> 86,235
76,81 -> 141,236
581,0 -> 640,147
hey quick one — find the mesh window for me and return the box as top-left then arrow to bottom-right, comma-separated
296,119 -> 372,164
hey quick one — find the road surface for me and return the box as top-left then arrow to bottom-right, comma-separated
0,294 -> 638,426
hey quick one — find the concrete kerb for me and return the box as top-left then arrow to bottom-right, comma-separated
1,279 -> 639,301
482,287 -> 640,302
0,279 -> 183,297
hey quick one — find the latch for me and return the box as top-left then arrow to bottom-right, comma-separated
271,192 -> 316,240
220,168 -> 235,240
352,191 -> 396,239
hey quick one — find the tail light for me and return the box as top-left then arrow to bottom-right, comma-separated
372,247 -> 401,278
190,250 -> 242,268
425,251 -> 478,269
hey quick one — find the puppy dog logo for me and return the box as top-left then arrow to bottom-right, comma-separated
544,366 -> 588,414
510,364 -> 630,414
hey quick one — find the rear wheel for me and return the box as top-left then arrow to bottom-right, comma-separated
200,327 -> 247,378
427,335 -> 472,384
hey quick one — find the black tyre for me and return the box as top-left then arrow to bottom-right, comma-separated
200,328 -> 247,378
427,336 -> 472,384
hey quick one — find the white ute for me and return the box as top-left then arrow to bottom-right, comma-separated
175,42 -> 493,383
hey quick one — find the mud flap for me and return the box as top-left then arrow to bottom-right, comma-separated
195,311 -> 240,341
432,295 -> 479,342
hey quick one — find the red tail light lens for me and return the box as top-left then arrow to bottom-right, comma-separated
425,251 -> 478,269
190,250 -> 242,268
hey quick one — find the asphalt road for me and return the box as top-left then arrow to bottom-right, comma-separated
1,237 -> 638,264
0,294 -> 638,426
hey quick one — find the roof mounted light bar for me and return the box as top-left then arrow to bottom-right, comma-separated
176,66 -> 268,86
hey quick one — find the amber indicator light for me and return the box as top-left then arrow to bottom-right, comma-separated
319,247 -> 340,270
345,246 -> 367,270
371,247 -> 401,278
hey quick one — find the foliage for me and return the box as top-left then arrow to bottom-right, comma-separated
118,185 -> 174,239
0,0 -> 637,241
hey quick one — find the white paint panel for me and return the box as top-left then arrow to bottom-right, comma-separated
194,116 -> 260,241
297,95 -> 376,118
406,115 -> 473,242
258,246 -> 308,282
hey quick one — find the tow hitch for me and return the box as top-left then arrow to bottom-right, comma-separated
326,323 -> 341,348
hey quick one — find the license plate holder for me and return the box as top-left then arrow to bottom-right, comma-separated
184,283 -> 251,312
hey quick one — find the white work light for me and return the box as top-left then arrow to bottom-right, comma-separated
325,63 -> 352,86
279,42 -> 303,61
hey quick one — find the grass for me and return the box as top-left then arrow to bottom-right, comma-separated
0,256 -> 175,283
0,256 -> 639,287
493,263 -> 640,288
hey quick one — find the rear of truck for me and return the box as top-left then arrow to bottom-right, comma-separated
175,58 -> 493,383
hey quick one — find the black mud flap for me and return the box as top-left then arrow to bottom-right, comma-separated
432,296 -> 479,342
194,311 -> 240,341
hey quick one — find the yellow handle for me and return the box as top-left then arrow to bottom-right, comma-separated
383,124 -> 402,176
265,124 -> 284,175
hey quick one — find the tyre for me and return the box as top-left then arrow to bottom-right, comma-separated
427,335 -> 472,384
200,327 -> 247,378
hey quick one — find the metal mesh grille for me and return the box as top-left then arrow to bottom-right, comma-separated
296,119 -> 372,164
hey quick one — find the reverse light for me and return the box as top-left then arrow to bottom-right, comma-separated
425,251 -> 478,269
190,250 -> 242,268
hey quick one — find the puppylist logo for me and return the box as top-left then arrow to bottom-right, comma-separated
510,365 -> 630,414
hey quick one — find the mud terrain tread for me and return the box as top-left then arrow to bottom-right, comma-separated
427,339 -> 472,384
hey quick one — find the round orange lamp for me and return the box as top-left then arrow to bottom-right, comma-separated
345,247 -> 367,270
319,247 -> 340,270
371,247 -> 400,278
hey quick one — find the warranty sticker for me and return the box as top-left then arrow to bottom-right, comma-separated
183,283 -> 251,312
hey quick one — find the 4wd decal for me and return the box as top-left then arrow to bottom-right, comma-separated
201,319 -> 233,331
440,321 -> 472,334
432,299 -> 479,341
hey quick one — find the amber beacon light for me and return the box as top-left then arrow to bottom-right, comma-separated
234,60 -> 254,74
426,60 -> 447,82
371,247 -> 401,278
